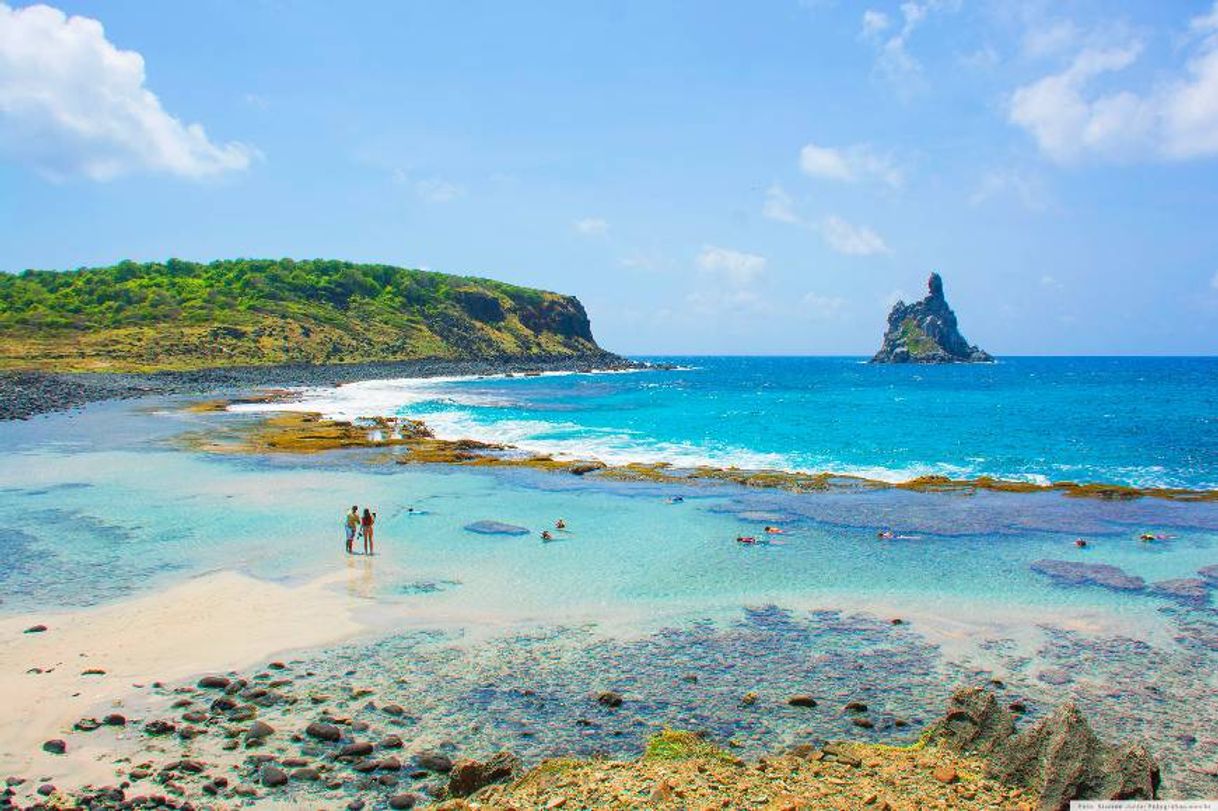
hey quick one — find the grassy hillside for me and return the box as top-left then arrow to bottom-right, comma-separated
0,258 -> 611,371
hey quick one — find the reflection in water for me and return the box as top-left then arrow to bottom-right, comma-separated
345,553 -> 377,598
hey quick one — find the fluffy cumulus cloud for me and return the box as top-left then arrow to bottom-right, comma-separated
799,142 -> 903,188
1009,3 -> 1218,163
696,246 -> 767,286
573,217 -> 609,236
819,215 -> 890,256
0,3 -> 254,181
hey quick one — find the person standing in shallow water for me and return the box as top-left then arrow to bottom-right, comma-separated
345,506 -> 359,554
361,508 -> 376,555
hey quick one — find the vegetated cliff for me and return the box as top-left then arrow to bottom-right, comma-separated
0,258 -> 618,371
872,272 -> 993,363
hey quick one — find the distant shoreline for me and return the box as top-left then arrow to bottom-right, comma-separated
0,354 -> 646,421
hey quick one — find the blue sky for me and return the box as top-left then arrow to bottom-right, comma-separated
2,1 -> 1217,355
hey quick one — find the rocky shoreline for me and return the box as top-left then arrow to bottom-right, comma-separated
5,679 -> 1158,811
0,354 -> 641,422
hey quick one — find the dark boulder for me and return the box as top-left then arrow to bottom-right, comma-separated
787,695 -> 817,708
197,675 -> 230,689
447,751 -> 521,797
246,720 -> 275,740
259,765 -> 288,788
41,739 -> 66,755
413,751 -> 453,773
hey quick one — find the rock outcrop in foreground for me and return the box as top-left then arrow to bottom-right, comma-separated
872,272 -> 992,363
449,687 -> 1158,811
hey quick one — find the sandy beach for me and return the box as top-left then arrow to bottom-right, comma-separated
0,570 -> 368,788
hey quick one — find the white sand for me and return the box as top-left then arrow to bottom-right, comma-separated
0,570 -> 369,787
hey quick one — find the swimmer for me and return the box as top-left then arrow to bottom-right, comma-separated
541,530 -> 553,541
1074,539 -> 1088,548
555,519 -> 566,530
877,530 -> 895,540
736,535 -> 757,545
667,496 -> 684,504
1139,533 -> 1155,542
764,526 -> 784,534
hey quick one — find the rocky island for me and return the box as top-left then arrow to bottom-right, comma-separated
872,273 -> 993,363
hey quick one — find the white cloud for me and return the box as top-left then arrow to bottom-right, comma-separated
798,142 -> 903,188
573,217 -> 609,236
819,215 -> 891,255
761,184 -> 800,223
0,2 -> 254,181
1211,270 -> 1218,290
969,168 -> 1049,211
1040,274 -> 1063,290
696,246 -> 767,286
1021,19 -> 1080,59
801,292 -> 847,319
861,10 -> 890,38
413,177 -> 464,203
1010,3 -> 1218,164
685,287 -> 770,316
861,1 -> 960,91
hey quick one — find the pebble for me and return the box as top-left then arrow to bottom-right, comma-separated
23,625 -> 47,634
787,695 -> 817,708
41,740 -> 66,755
260,765 -> 288,787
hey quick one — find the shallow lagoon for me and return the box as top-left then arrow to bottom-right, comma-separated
1,397 -> 1216,797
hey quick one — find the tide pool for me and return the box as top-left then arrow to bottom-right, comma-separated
1,388 -> 1217,796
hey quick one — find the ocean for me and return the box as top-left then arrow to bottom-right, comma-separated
235,356 -> 1218,490
1,356 -> 1216,796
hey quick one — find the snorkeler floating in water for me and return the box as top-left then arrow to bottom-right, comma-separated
555,519 -> 567,530
1075,538 -> 1088,547
764,526 -> 784,534
736,535 -> 757,545
667,496 -> 684,504
877,530 -> 895,540
541,530 -> 554,541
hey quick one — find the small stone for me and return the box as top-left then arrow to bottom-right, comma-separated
851,717 -> 875,729
414,751 -> 452,773
247,720 -> 275,740
305,721 -> 342,742
740,692 -> 758,706
595,691 -> 623,708
844,701 -> 868,712
81,668 -> 106,676
41,739 -> 66,755
74,717 -> 101,732
103,713 -> 127,726
388,793 -> 417,809
24,625 -> 48,634
382,703 -> 405,716
292,767 -> 320,781
932,765 -> 958,784
787,695 -> 817,708
197,675 -> 230,689
37,784 -> 55,796
144,719 -> 176,736
340,741 -> 374,758
380,735 -> 404,749
181,711 -> 208,723
546,798 -> 567,809
260,765 -> 288,787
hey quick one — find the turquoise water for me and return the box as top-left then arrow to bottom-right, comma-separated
2,362 -> 1217,795
244,357 -> 1218,490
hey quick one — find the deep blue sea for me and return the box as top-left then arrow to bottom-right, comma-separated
244,356 -> 1218,490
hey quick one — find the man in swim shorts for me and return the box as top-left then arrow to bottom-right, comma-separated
345,505 -> 359,554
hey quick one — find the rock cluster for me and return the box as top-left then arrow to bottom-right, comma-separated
871,273 -> 992,363
930,686 -> 1160,811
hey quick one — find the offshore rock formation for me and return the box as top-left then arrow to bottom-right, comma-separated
872,272 -> 993,363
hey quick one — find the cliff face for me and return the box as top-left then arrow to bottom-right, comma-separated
871,273 -> 992,363
0,259 -> 617,372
